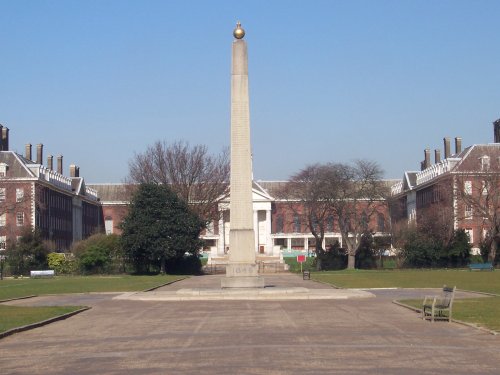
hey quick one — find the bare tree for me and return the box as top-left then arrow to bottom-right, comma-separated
455,154 -> 500,263
128,140 -> 229,224
279,160 -> 388,270
324,160 -> 388,269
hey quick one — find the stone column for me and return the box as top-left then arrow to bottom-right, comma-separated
217,214 -> 225,257
287,238 -> 292,250
253,210 -> 259,254
222,22 -> 264,288
266,209 -> 272,255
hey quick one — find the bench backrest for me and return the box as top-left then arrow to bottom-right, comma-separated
439,285 -> 456,308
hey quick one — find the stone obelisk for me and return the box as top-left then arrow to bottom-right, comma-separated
221,22 -> 265,288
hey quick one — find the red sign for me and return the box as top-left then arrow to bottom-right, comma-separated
297,255 -> 306,263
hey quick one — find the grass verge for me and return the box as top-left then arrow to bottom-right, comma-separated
398,297 -> 500,333
0,305 -> 83,334
0,274 -> 184,301
311,269 -> 500,295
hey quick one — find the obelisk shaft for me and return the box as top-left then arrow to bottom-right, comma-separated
222,24 -> 264,288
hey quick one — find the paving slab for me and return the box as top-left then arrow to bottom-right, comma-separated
1,274 -> 499,374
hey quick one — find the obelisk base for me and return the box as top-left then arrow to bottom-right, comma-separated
221,263 -> 265,288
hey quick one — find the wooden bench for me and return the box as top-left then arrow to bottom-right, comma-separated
30,270 -> 55,278
422,285 -> 456,322
468,262 -> 494,271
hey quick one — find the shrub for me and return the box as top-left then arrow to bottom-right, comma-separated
317,241 -> 347,270
7,229 -> 49,276
47,253 -> 77,275
165,255 -> 202,275
72,233 -> 124,274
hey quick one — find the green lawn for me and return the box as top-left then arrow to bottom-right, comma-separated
401,297 -> 500,332
312,269 -> 500,295
0,274 -> 184,301
0,305 -> 83,334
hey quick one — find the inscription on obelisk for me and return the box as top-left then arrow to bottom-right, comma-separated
221,22 -> 265,288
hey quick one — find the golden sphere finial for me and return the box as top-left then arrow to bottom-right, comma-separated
233,21 -> 245,39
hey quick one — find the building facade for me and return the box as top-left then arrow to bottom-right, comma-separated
390,121 -> 500,252
0,127 -> 102,252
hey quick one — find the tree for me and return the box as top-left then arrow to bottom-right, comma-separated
455,156 -> 500,264
277,164 -> 335,269
7,228 -> 49,276
280,160 -> 388,270
127,141 -> 229,225
120,183 -> 204,274
323,160 -> 388,269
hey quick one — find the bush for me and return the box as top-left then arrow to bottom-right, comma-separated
72,233 -> 124,274
7,229 -> 49,276
401,229 -> 440,268
47,253 -> 77,275
355,234 -> 377,269
285,256 -> 315,273
442,229 -> 471,267
316,241 -> 347,270
165,255 -> 202,275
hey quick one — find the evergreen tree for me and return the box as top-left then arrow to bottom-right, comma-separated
120,183 -> 204,274
7,228 -> 49,276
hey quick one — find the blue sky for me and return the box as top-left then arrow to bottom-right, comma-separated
1,0 -> 499,183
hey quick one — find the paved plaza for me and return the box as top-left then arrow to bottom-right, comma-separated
1,274 -> 499,374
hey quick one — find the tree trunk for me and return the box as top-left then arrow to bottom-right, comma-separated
160,257 -> 166,274
347,254 -> 355,269
489,239 -> 497,265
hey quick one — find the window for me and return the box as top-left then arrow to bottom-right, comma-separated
16,212 -> 24,226
16,188 -> 24,203
0,188 -> 5,202
465,205 -> 473,219
104,218 -> 114,235
0,163 -> 7,177
0,213 -> 5,227
326,216 -> 334,232
377,213 -> 385,232
464,181 -> 472,195
465,229 -> 473,244
293,215 -> 301,233
481,181 -> 488,196
0,236 -> 6,250
276,215 -> 284,233
479,156 -> 490,171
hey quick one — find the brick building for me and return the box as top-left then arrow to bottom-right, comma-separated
390,120 -> 500,252
90,179 -> 395,258
0,126 -> 102,252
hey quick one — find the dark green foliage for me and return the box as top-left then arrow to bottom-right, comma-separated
480,239 -> 499,265
284,256 -> 316,272
355,233 -> 376,269
401,229 -> 440,267
402,228 -> 473,268
442,229 -> 471,267
120,184 -> 204,274
72,233 -> 124,274
7,229 -> 49,276
316,241 -> 347,270
166,255 -> 202,275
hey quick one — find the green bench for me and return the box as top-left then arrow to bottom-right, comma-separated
468,262 -> 494,271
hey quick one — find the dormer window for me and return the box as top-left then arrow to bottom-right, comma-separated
479,155 -> 490,171
0,162 -> 8,177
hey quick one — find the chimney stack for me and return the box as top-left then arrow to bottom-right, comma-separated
36,144 -> 43,165
47,155 -> 53,170
424,149 -> 431,169
1,127 -> 8,151
69,164 -> 79,178
494,119 -> 500,143
443,137 -> 451,159
25,144 -> 32,161
57,155 -> 63,174
455,137 -> 462,155
434,149 -> 441,164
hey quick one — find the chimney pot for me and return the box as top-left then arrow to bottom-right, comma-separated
25,144 -> 32,161
443,137 -> 451,159
494,119 -> 500,143
36,144 -> 43,165
455,137 -> 462,155
434,149 -> 441,164
57,155 -> 63,174
1,127 -> 8,151
69,164 -> 76,178
424,148 -> 431,169
47,155 -> 53,170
